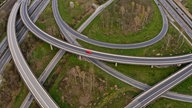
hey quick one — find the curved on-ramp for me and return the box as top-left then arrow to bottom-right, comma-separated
20,0 -> 192,66
52,0 -> 192,104
56,0 -> 169,49
126,63 -> 192,108
0,0 -> 47,74
7,1 -> 58,107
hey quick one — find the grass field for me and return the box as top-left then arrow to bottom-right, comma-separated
58,0 -> 95,29
79,24 -> 192,57
184,0 -> 192,13
82,0 -> 162,44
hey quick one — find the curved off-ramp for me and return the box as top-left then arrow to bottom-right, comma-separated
7,0 -> 58,107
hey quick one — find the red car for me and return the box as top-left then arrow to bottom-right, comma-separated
86,50 -> 92,54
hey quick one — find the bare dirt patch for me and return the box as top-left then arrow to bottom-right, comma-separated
59,65 -> 110,107
59,66 -> 95,107
0,0 -> 16,37
95,0 -> 108,5
0,62 -> 21,107
101,0 -> 153,35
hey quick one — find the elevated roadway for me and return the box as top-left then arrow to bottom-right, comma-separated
0,0 -> 47,74
21,0 -> 192,107
125,1 -> 192,107
21,50 -> 65,108
53,0 -> 192,104
126,63 -> 192,108
0,0 -> 41,56
159,1 -> 192,39
6,0 -> 192,107
167,0 -> 192,28
7,0 -> 58,107
173,0 -> 192,20
20,0 -> 192,66
56,0 -> 168,49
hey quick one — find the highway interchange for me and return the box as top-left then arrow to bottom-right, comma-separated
1,0 -> 192,107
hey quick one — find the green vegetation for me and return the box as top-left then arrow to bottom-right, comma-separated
79,25 -> 192,57
13,36 -> 58,107
82,0 -> 162,44
147,98 -> 192,108
12,2 -> 59,107
58,0 -> 95,29
0,32 -> 6,42
0,0 -> 15,41
2,0 -> 192,107
0,11 -> 7,42
184,0 -> 192,13
0,0 -> 5,4
107,63 -> 181,85
95,0 -> 108,5
171,75 -> 192,95
50,0 -> 192,107
13,82 -> 29,108
0,62 -> 21,107
51,0 -> 192,107
47,54 -> 140,108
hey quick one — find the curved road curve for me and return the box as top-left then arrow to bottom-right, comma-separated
56,0 -> 169,49
20,0 -> 192,66
7,0 -> 58,107
52,0 -> 192,104
6,0 -> 192,107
